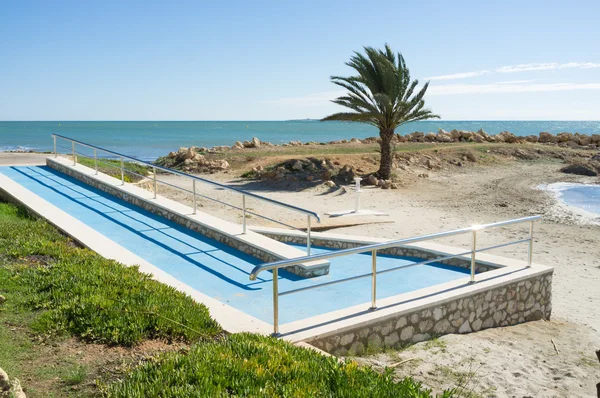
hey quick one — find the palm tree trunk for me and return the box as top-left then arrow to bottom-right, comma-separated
377,129 -> 394,180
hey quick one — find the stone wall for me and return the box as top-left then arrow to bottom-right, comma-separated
47,158 -> 329,277
260,232 -> 497,273
308,271 -> 552,356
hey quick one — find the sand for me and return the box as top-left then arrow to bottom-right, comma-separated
153,157 -> 600,396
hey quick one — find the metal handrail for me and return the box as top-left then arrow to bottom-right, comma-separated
249,215 -> 540,335
52,134 -> 320,254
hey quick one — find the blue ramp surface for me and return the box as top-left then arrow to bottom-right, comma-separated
0,166 -> 469,324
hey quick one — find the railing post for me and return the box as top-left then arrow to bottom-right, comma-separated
371,249 -> 377,310
53,135 -> 57,158
528,220 -> 534,267
120,157 -> 124,185
470,230 -> 477,283
193,180 -> 197,215
272,268 -> 279,336
72,141 -> 76,165
94,149 -> 98,175
152,166 -> 157,199
242,195 -> 247,234
307,215 -> 311,255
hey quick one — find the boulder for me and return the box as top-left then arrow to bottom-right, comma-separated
380,180 -> 391,189
449,129 -> 461,140
557,132 -> 572,143
498,131 -> 517,143
0,295 -> 5,305
0,368 -> 9,391
464,152 -> 477,162
424,132 -> 437,142
560,163 -> 597,176
578,134 -> 592,146
538,132 -> 557,143
350,137 -> 362,144
251,137 -> 261,148
410,132 -> 425,142
243,140 -> 254,148
366,175 -> 378,186
459,130 -> 473,141
323,180 -> 336,188
292,160 -> 304,171
591,134 -> 600,144
232,141 -> 244,150
525,135 -> 539,143
436,132 -> 453,143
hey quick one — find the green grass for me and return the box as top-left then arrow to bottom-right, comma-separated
0,201 -> 448,397
77,156 -> 149,182
0,202 -> 221,346
101,333 -> 445,398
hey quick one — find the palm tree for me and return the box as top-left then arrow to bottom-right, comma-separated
322,45 -> 440,180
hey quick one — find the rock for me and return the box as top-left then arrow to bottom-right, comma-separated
459,130 -> 473,141
578,134 -> 591,146
0,295 -> 5,304
251,137 -> 261,148
292,160 -> 304,171
168,151 -> 177,158
232,141 -> 244,150
591,134 -> 600,144
525,135 -> 539,143
557,132 -> 573,142
0,368 -> 9,391
380,180 -> 391,189
377,179 -> 385,187
306,175 -> 314,182
337,165 -> 356,183
410,132 -> 425,142
538,132 -> 557,143
449,129 -> 461,140
323,180 -> 336,188
425,158 -> 437,169
498,131 -> 517,143
349,137 -> 362,144
390,183 -> 399,189
464,152 -> 477,162
243,140 -> 253,148
560,163 -> 597,176
424,132 -> 437,142
366,175 -> 378,186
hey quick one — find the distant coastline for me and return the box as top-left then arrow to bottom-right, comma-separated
1,120 -> 599,161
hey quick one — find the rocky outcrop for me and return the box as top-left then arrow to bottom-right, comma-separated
561,163 -> 598,176
156,148 -> 230,173
0,368 -> 25,398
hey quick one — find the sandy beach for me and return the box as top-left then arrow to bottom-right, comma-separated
148,146 -> 600,396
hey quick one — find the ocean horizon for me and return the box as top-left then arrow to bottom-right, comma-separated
2,120 -> 600,161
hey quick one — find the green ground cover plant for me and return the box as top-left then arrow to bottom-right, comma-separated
0,201 -> 448,397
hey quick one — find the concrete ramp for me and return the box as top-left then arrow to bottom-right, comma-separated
47,156 -> 329,277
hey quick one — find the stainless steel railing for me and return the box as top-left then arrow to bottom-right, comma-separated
52,134 -> 320,254
249,215 -> 540,335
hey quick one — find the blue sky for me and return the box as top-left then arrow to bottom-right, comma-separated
1,0 -> 599,120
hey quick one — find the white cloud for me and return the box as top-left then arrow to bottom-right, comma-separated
426,62 -> 600,81
423,70 -> 490,81
428,82 -> 600,95
495,80 -> 535,85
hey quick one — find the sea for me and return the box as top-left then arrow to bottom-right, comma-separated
544,183 -> 600,218
1,120 -> 600,161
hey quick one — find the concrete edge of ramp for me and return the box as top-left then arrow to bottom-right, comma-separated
0,171 -> 272,335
